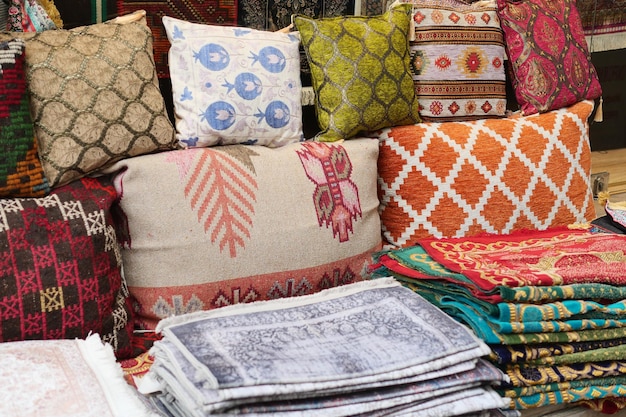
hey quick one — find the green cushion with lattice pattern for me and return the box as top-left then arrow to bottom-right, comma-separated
294,4 -> 421,142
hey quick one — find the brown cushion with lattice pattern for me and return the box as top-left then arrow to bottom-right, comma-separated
1,16 -> 177,188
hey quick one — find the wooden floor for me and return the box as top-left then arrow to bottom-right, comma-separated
591,147 -> 626,216
591,148 -> 626,196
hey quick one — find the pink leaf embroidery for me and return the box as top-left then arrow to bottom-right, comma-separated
167,149 -> 258,258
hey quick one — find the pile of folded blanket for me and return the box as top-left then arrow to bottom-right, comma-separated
137,278 -> 511,417
367,226 -> 626,414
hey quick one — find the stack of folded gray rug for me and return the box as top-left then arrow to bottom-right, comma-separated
138,278 -> 513,416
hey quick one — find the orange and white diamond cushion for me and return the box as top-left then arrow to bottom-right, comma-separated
377,100 -> 596,247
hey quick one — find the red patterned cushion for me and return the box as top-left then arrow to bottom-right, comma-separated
496,0 -> 602,115
0,38 -> 50,198
0,177 -> 134,359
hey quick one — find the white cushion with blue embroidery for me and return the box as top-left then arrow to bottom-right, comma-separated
163,16 -> 304,148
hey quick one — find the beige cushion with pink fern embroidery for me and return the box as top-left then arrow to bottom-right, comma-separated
107,139 -> 381,329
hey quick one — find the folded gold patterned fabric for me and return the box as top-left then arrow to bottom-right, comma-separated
504,360 -> 626,388
490,339 -> 626,365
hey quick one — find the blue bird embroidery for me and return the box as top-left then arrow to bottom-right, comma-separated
233,28 -> 252,37
182,137 -> 199,147
180,87 -> 193,102
172,25 -> 185,40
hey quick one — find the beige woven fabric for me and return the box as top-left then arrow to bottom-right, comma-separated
107,139 -> 382,329
1,16 -> 177,187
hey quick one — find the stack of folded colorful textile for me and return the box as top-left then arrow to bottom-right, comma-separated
367,227 -> 626,413
137,278 -> 511,416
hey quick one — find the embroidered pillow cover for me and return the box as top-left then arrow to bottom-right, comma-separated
378,100 -> 596,247
0,176 -> 134,359
0,13 -> 178,188
108,139 -> 382,329
163,16 -> 303,149
0,38 -> 50,198
495,0 -> 602,115
294,4 -> 421,142
406,0 -> 507,121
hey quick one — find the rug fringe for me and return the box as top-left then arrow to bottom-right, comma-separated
80,334 -> 159,417
586,32 -> 626,53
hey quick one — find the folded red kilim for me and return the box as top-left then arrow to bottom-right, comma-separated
418,228 -> 626,291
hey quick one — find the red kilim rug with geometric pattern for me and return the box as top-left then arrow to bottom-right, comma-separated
117,0 -> 238,78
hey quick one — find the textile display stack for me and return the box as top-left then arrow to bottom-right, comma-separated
137,278 -> 512,417
367,223 -> 626,414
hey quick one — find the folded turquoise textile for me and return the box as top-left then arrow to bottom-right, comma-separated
497,299 -> 626,322
509,383 -> 626,409
500,283 -> 626,303
499,374 -> 626,398
406,284 -> 626,343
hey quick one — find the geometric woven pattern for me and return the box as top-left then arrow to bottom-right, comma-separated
496,0 -> 602,115
578,0 -> 626,52
0,38 -> 50,198
0,177 -> 135,359
294,4 -> 421,141
237,0 -> 353,88
0,16 -> 177,188
118,0 -> 239,78
407,0 -> 507,121
377,100 -> 596,247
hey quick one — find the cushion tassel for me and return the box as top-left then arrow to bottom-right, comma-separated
594,96 -> 603,122
597,190 -> 610,207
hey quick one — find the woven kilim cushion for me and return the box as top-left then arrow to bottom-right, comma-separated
294,4 -> 421,141
0,176 -> 135,359
377,100 -> 596,247
496,0 -> 602,115
118,0 -> 239,78
406,0 -> 507,121
107,138 -> 382,329
0,38 -> 50,198
0,15 -> 178,188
